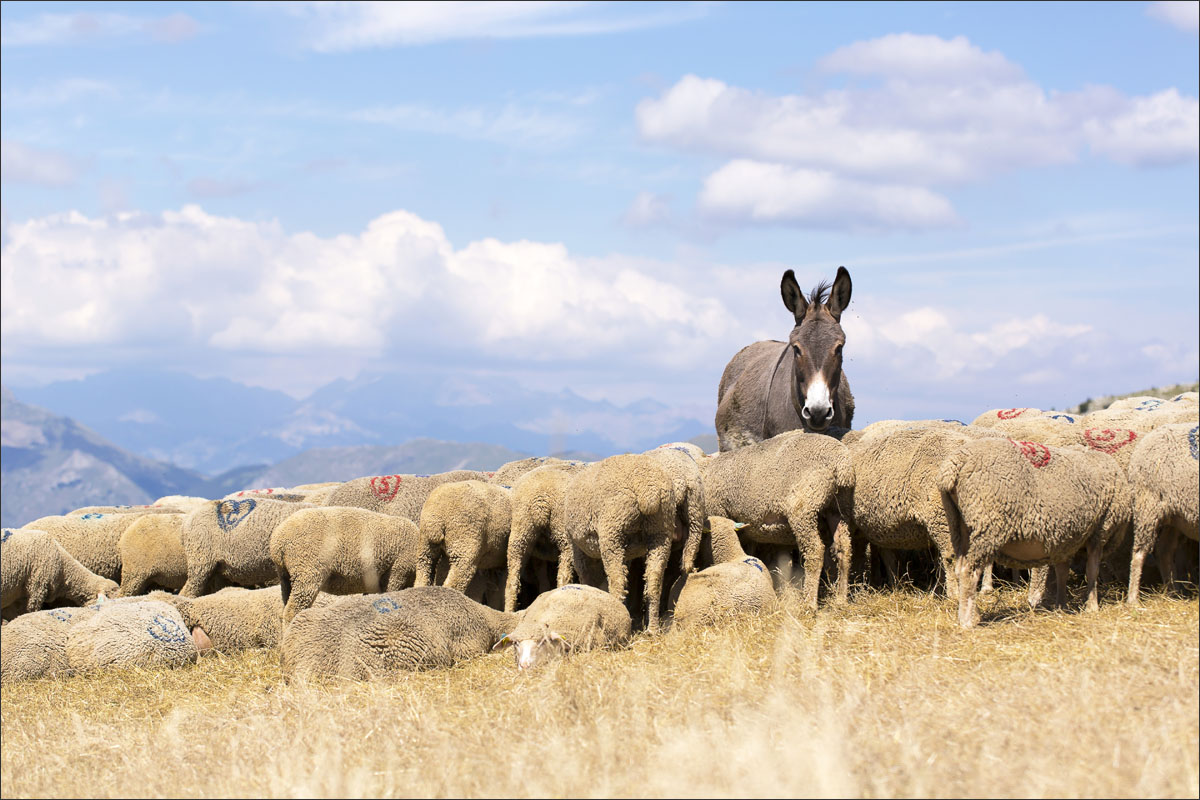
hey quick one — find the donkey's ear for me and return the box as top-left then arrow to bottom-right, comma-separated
781,269 -> 808,323
827,266 -> 852,321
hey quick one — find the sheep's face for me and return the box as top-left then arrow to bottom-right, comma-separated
513,633 -> 569,670
780,267 -> 851,433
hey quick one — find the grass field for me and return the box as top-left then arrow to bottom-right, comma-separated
2,581 -> 1197,799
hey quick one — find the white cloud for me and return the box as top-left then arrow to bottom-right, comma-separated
1147,1 -> 1199,33
0,205 -> 734,372
0,140 -> 80,187
697,160 -> 960,231
0,11 -> 200,46
350,102 -> 581,146
635,34 -> 1198,230
281,1 -> 711,52
622,191 -> 673,227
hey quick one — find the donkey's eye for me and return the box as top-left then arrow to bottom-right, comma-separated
791,344 -> 803,359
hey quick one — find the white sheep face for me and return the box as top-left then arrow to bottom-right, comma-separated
513,633 -> 568,671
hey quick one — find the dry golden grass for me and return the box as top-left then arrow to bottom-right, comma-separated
3,583 -> 1197,798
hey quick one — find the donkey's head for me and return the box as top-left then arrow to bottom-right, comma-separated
780,266 -> 852,432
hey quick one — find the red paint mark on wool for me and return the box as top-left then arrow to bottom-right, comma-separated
1008,438 -> 1051,468
371,475 -> 403,500
1084,428 -> 1137,454
997,408 -> 1029,420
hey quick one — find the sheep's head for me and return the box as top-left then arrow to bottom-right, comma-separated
493,627 -> 570,671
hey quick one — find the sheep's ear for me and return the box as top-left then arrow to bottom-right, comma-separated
492,633 -> 514,651
781,269 -> 808,324
548,631 -> 571,650
827,266 -> 852,321
733,522 -> 749,531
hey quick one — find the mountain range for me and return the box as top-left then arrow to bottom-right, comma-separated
14,368 -> 711,475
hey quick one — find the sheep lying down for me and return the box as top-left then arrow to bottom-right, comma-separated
280,586 -> 518,682
494,583 -> 632,670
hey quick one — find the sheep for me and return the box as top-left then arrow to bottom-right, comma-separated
1082,404 -> 1198,434
302,486 -> 339,505
1170,391 -> 1198,405
938,436 -> 1131,628
65,597 -> 198,673
844,427 -> 992,599
270,506 -> 423,621
327,470 -> 484,517
224,487 -> 309,502
1126,423 -> 1200,605
117,513 -> 187,596
2,528 -> 119,618
493,583 -> 632,670
67,504 -> 173,515
153,496 -> 211,514
19,511 -> 166,582
969,407 -> 1045,428
671,516 -> 775,631
416,480 -> 512,602
1,606 -> 98,684
489,457 -> 570,487
504,462 -> 587,613
562,453 -> 679,632
279,586 -> 518,682
643,442 -> 708,577
179,498 -> 313,597
701,431 -> 855,610
289,482 -> 342,492
155,586 -> 303,653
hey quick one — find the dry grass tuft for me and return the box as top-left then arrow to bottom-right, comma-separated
3,586 -> 1197,798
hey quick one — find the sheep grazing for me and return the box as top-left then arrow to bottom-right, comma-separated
21,510 -> 169,582
844,427 -> 987,599
938,437 -> 1131,628
270,506 -> 423,621
279,586 -> 518,682
327,471 -> 483,518
65,597 -> 198,673
643,442 -> 708,577
1,606 -> 98,684
416,480 -> 512,602
504,462 -> 587,612
2,529 -> 119,618
179,498 -> 313,597
672,517 -> 775,631
562,453 -> 679,632
1126,423 -> 1200,605
117,513 -> 187,596
156,586 -> 298,653
494,584 -> 632,670
701,431 -> 855,609
488,457 -> 568,487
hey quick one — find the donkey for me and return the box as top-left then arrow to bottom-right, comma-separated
715,267 -> 855,451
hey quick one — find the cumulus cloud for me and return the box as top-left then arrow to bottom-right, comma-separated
622,191 -> 673,227
635,34 -> 1198,230
0,11 -> 200,46
0,140 -> 80,187
697,160 -> 959,230
280,1 -> 711,52
1147,1 -> 1199,33
0,205 -> 734,372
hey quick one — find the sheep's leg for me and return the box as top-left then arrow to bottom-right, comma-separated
954,555 -> 980,629
828,514 -> 851,605
788,507 -> 824,611
880,547 -> 900,586
385,563 -> 412,592
283,575 -> 322,623
1052,563 -> 1069,608
413,544 -> 437,588
598,541 -> 629,606
504,529 -> 531,613
444,556 -> 478,596
680,500 -> 704,575
1027,566 -> 1049,610
119,572 -> 149,598
1127,547 -> 1147,607
1155,527 -> 1180,594
642,535 -> 672,634
979,563 -> 994,594
554,545 -> 575,589
179,564 -> 213,598
571,542 -> 605,589
24,580 -> 51,614
1084,540 -> 1102,613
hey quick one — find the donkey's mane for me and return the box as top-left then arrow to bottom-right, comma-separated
808,279 -> 832,306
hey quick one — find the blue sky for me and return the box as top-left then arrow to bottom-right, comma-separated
2,0 -> 1197,430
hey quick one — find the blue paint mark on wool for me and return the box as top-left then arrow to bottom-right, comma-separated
373,597 -> 401,614
1189,426 -> 1198,461
743,558 -> 764,572
938,419 -> 966,425
148,614 -> 188,644
1136,399 -> 1164,411
50,609 -> 75,622
1,529 -> 12,544
560,585 -> 583,591
216,499 -> 256,532
1047,414 -> 1076,423
81,513 -> 104,520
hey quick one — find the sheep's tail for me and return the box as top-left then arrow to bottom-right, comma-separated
937,447 -> 969,557
635,473 -> 669,518
833,452 -> 855,491
936,447 -> 968,495
278,567 -> 292,607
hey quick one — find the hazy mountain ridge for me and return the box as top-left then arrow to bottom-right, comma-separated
15,369 -> 710,474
